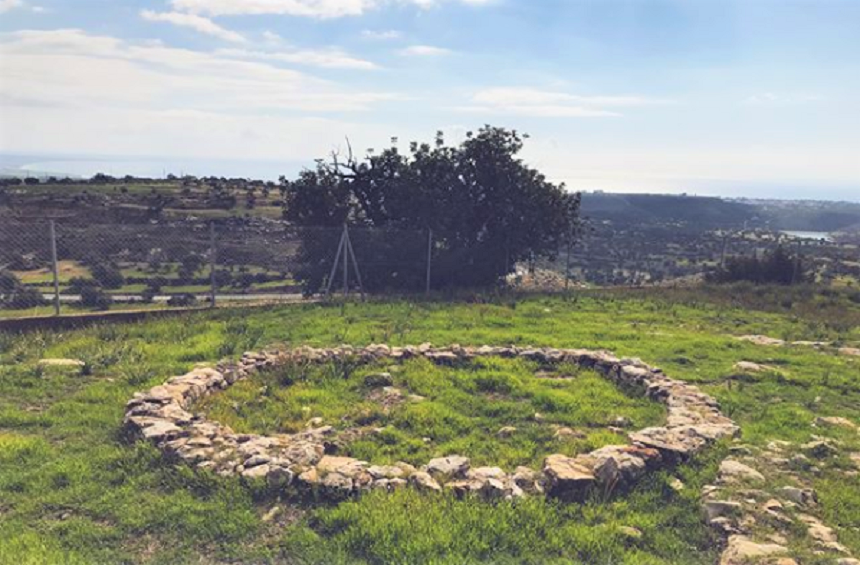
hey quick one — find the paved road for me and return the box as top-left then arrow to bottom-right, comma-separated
46,293 -> 306,303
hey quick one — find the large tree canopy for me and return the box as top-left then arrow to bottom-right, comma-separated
282,126 -> 580,293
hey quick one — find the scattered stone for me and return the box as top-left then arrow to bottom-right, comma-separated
611,416 -> 632,428
737,335 -> 786,347
241,464 -> 271,479
619,526 -> 643,541
838,347 -> 860,357
262,506 -> 281,522
789,453 -> 813,471
497,426 -> 517,438
321,472 -> 353,493
543,454 -> 595,500
816,416 -> 857,430
719,459 -> 765,483
553,427 -> 584,440
38,358 -> 86,372
719,536 -> 787,565
364,372 -> 394,388
798,514 -> 838,544
733,361 -> 771,373
367,465 -> 405,480
704,500 -> 742,522
512,466 -> 543,494
668,477 -> 685,492
426,456 -> 470,480
409,471 -> 442,493
306,417 -> 324,427
779,486 -> 817,506
803,440 -> 838,459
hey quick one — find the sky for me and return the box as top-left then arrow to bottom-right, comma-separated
0,0 -> 859,200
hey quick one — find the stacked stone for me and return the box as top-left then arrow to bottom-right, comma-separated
124,344 -> 738,503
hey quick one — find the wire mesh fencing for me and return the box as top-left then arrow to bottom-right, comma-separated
0,220 -> 433,318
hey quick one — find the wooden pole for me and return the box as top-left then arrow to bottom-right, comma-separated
342,225 -> 349,297
565,229 -> 572,292
49,220 -> 61,316
209,222 -> 217,308
425,229 -> 433,295
345,228 -> 365,301
325,228 -> 346,298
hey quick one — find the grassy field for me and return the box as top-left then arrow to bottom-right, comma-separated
197,357 -> 666,469
0,288 -> 858,564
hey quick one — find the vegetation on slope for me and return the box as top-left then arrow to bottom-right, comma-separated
0,288 -> 857,564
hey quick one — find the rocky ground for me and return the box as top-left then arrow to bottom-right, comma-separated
705,425 -> 860,564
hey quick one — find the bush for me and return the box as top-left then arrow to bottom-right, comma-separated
707,246 -> 809,285
80,285 -> 112,310
0,269 -> 48,309
167,293 -> 197,307
89,262 -> 124,289
5,286 -> 48,309
0,269 -> 19,294
68,278 -> 112,310
141,287 -> 157,304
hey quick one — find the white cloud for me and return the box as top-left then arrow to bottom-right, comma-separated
400,44 -> 451,56
744,92 -> 822,105
141,10 -> 247,43
171,0 -> 492,18
0,0 -> 23,13
457,87 -> 668,118
218,47 -> 378,70
362,29 -> 402,40
0,29 -> 394,112
0,29 -> 399,160
262,30 -> 282,43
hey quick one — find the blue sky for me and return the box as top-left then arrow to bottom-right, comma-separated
1,0 -> 859,200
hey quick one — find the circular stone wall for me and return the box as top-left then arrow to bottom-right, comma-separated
124,344 -> 739,502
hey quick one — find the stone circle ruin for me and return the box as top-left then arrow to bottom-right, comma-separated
124,344 -> 739,502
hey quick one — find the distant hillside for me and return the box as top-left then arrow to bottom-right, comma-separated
580,193 -> 760,230
738,198 -> 860,232
580,192 -> 860,233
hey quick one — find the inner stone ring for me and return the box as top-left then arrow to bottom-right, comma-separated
124,344 -> 738,502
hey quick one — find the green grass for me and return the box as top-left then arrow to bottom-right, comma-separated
197,356 -> 665,469
0,288 -> 858,563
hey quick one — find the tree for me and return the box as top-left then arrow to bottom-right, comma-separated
0,269 -> 18,295
178,253 -> 204,281
282,126 -> 580,293
707,245 -> 808,285
0,269 -> 48,309
68,278 -> 112,310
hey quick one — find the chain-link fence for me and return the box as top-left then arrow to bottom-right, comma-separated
0,220 -> 431,318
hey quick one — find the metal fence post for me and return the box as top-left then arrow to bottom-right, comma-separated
425,228 -> 433,295
342,224 -> 349,297
49,220 -> 61,316
209,222 -> 217,308
565,230 -> 572,293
